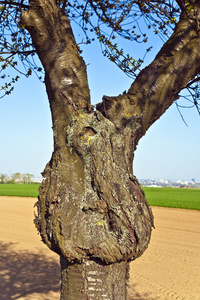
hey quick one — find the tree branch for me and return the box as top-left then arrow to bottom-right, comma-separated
186,75 -> 200,87
20,0 -> 92,149
20,0 -> 91,111
0,50 -> 35,57
0,0 -> 28,9
176,0 -> 186,11
97,7 -> 200,144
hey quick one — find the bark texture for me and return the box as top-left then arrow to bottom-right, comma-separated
21,0 -> 200,299
22,0 -> 154,264
60,257 -> 129,300
37,109 -> 153,263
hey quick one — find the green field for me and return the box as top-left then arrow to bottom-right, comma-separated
0,184 -> 40,197
0,184 -> 199,210
143,187 -> 200,211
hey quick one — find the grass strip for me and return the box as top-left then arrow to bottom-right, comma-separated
0,184 -> 40,197
143,187 -> 200,211
0,184 -> 199,211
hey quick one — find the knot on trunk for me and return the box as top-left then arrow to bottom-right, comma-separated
35,111 -> 154,264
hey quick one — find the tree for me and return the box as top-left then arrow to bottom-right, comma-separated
1,0 -> 200,299
12,172 -> 22,183
0,173 -> 7,183
22,173 -> 33,183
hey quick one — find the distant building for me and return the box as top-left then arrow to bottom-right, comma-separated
31,177 -> 43,183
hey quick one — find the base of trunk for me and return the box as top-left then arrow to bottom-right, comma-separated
60,256 -> 129,300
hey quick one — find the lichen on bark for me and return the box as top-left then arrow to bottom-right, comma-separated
35,109 -> 154,263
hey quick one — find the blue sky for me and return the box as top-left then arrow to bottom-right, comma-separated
0,25 -> 200,181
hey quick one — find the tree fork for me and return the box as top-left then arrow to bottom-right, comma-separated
97,8 -> 200,137
1,0 -> 200,299
21,1 -> 155,299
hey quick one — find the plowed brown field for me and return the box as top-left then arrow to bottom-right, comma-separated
0,196 -> 200,300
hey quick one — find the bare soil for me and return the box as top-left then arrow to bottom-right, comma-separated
0,196 -> 200,300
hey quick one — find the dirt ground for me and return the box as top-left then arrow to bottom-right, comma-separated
0,196 -> 200,300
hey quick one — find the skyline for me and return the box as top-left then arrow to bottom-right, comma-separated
0,29 -> 200,181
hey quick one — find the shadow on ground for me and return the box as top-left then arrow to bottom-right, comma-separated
128,293 -> 157,300
128,282 -> 158,300
0,241 -> 157,300
0,242 -> 60,299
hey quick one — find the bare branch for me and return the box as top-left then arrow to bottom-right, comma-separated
0,0 -> 28,9
175,101 -> 189,126
186,76 -> 200,88
0,50 -> 35,57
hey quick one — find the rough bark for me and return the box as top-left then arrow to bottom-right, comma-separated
60,257 -> 129,300
36,108 -> 153,263
20,0 -> 200,299
21,0 -> 153,262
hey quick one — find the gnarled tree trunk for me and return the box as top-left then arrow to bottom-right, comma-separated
21,1 -> 200,299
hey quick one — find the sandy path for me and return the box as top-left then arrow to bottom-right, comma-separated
0,197 -> 200,300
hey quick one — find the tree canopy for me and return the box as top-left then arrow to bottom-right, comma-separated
0,0 -> 199,115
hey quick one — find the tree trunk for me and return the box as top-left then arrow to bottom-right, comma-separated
20,1 -> 200,299
21,2 -> 153,298
60,257 -> 129,300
